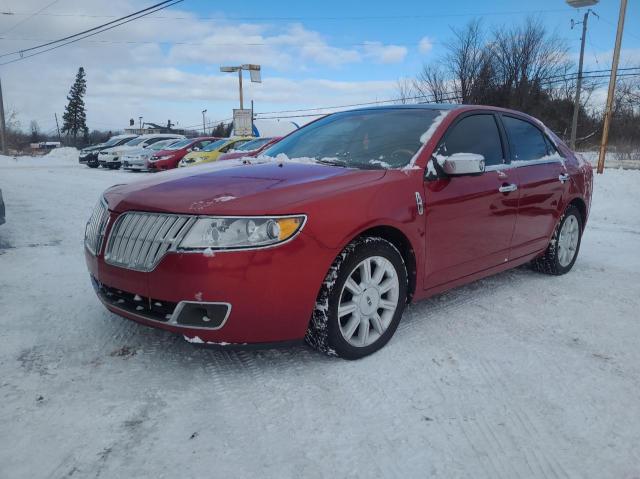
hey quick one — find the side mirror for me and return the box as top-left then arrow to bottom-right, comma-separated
191,147 -> 200,152
439,153 -> 485,176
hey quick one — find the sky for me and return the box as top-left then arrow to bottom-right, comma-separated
0,0 -> 638,135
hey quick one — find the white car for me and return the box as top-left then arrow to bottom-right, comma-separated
98,134 -> 185,169
121,139 -> 182,171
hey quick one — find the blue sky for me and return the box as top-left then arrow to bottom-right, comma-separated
0,0 -> 638,133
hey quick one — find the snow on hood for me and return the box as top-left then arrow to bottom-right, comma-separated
103,155 -> 386,215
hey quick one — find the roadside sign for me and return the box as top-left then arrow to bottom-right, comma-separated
233,109 -> 253,136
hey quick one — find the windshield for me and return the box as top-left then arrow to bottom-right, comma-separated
103,136 -> 130,147
235,138 -> 272,151
202,139 -> 228,152
125,137 -> 146,147
148,139 -> 177,150
264,109 -> 446,169
165,139 -> 192,150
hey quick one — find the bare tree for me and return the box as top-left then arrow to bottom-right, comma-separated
395,78 -> 415,104
443,19 -> 491,103
413,64 -> 451,103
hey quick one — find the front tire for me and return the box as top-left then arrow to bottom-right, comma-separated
531,204 -> 583,275
306,237 -> 408,359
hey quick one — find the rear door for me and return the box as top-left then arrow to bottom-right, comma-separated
423,112 -> 519,289
500,115 -> 568,258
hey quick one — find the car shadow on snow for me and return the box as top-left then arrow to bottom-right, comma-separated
93,264 -> 545,372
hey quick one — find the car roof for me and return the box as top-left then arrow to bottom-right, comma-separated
347,103 -> 461,113
136,133 -> 184,139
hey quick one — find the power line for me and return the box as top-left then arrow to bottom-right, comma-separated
0,8 -> 572,22
0,0 -> 182,61
0,0 -> 60,35
253,68 -> 640,119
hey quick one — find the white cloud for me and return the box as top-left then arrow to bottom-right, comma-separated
418,37 -> 434,54
362,42 -> 407,64
0,0 -> 408,132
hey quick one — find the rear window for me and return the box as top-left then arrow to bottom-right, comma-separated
502,116 -> 550,162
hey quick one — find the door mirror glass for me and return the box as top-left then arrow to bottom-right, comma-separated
439,153 -> 485,176
191,146 -> 200,151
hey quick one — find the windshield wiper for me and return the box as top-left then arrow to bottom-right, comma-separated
315,158 -> 349,167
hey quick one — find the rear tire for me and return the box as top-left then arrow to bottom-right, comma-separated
531,204 -> 583,275
305,236 -> 408,359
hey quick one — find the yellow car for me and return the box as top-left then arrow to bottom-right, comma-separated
178,137 -> 253,167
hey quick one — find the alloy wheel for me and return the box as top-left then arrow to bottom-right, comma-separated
338,256 -> 400,347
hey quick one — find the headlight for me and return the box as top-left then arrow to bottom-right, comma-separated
150,155 -> 171,162
178,216 -> 306,250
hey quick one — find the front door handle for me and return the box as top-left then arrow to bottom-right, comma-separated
498,183 -> 518,193
559,173 -> 570,183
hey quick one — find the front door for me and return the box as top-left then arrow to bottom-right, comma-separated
423,113 -> 519,289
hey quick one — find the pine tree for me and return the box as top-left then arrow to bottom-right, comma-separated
61,67 -> 88,145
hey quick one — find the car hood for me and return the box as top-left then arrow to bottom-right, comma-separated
104,159 -> 386,215
81,144 -> 105,153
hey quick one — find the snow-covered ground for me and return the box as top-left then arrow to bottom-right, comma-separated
1,148 -> 639,478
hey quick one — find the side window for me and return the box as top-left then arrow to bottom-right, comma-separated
198,141 -> 212,148
502,116 -> 549,162
438,114 -> 504,166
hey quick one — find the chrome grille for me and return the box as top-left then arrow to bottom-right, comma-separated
104,212 -> 194,271
85,200 -> 110,255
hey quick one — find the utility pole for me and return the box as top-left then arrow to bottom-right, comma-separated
597,0 -> 627,174
0,77 -> 7,154
238,69 -> 244,110
139,116 -> 143,130
201,109 -> 207,135
54,113 -> 61,142
569,9 -> 595,150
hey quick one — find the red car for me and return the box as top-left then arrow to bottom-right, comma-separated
217,136 -> 282,161
85,105 -> 592,359
147,137 -> 221,171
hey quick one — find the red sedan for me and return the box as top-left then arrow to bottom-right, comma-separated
85,105 -> 592,359
147,137 -> 221,171
216,136 -> 282,161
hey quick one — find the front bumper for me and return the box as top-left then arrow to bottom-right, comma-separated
122,157 -> 148,170
85,227 -> 333,345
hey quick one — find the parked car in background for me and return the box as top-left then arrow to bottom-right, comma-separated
147,137 -> 221,171
178,137 -> 252,167
85,105 -> 592,358
216,137 -> 282,161
121,139 -> 182,171
99,134 -> 185,169
0,188 -> 5,225
79,134 -> 138,168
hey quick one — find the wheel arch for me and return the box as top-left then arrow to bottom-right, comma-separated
567,196 -> 587,230
354,225 -> 417,303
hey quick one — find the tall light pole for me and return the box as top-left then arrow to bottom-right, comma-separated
597,0 -> 628,174
138,116 -> 143,130
566,0 -> 599,150
220,64 -> 261,110
201,109 -> 207,135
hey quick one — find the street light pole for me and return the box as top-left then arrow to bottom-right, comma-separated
597,0 -> 628,174
570,10 -> 590,150
201,109 -> 207,135
566,0 -> 599,150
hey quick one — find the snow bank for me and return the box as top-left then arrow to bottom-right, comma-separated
0,147 -> 79,167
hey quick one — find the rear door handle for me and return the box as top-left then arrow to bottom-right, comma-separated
498,183 -> 518,193
559,173 -> 570,183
